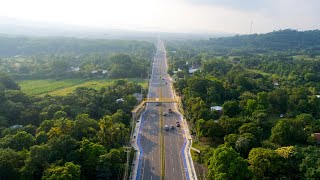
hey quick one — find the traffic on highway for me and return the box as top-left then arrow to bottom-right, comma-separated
136,40 -> 187,180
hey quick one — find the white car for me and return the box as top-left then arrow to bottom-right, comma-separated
165,125 -> 169,131
163,112 -> 167,116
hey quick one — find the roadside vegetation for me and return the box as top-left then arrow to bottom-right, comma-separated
167,29 -> 320,179
0,36 -> 154,179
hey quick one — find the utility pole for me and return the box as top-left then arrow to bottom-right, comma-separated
123,112 -> 136,180
123,146 -> 131,180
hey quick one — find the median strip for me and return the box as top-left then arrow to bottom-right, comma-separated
159,67 -> 165,180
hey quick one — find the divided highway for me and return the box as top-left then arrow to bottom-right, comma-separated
136,40 -> 187,180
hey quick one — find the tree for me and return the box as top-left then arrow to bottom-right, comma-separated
268,89 -> 288,113
243,99 -> 259,116
22,144 -> 52,178
76,139 -> 106,178
0,72 -> 20,90
299,146 -> 320,179
224,134 -> 239,148
72,114 -> 99,140
42,162 -> 80,180
53,111 -> 67,119
96,148 -> 124,179
270,118 -> 308,146
207,146 -> 252,180
195,119 -> 206,139
205,119 -> 225,138
222,100 -> 240,117
275,146 -> 301,179
219,116 -> 243,134
98,115 -> 129,148
238,123 -> 263,139
270,120 -> 293,146
0,148 -> 26,179
0,131 -> 36,151
248,148 -> 283,179
47,135 -> 78,162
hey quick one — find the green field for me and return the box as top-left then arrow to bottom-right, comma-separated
18,78 -> 147,96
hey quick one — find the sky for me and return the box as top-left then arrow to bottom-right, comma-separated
0,0 -> 319,34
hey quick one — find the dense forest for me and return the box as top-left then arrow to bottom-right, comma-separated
0,74 -> 141,179
0,36 -> 155,179
167,29 -> 320,179
167,29 -> 320,56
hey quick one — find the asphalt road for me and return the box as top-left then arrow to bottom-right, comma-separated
139,40 -> 185,180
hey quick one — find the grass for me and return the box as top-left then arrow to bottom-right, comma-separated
18,78 -> 148,96
17,79 -> 85,96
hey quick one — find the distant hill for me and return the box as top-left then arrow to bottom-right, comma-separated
207,29 -> 320,51
168,29 -> 320,55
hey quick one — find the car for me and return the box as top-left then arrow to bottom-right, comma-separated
163,112 -> 167,116
156,102 -> 160,106
165,82 -> 167,84
176,122 -> 180,127
171,125 -> 174,129
165,125 -> 169,131
168,108 -> 173,113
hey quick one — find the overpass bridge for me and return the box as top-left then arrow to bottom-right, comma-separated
131,97 -> 180,118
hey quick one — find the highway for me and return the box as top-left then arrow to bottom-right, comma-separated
137,40 -> 186,180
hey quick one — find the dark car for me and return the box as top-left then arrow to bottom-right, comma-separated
176,122 -> 180,127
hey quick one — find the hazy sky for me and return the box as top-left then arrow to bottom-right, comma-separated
0,0 -> 319,34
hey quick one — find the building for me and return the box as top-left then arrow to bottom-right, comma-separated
273,81 -> 279,86
312,133 -> 320,144
116,98 -> 124,103
188,68 -> 199,74
210,106 -> 223,111
173,68 -> 182,74
70,67 -> 80,72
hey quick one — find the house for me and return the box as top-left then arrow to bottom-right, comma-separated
10,125 -> 23,129
188,68 -> 199,74
210,106 -> 223,111
316,95 -> 320,98
173,68 -> 182,74
116,98 -> 124,103
91,70 -> 98,74
70,67 -> 80,72
102,70 -> 108,74
273,81 -> 279,86
312,133 -> 320,144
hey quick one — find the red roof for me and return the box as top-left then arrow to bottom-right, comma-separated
313,133 -> 320,142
